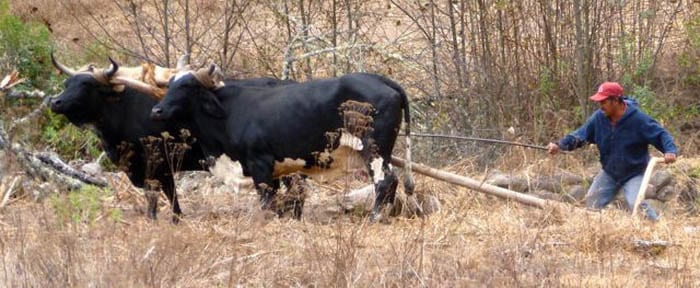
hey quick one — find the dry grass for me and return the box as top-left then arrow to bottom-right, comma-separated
1,158 -> 699,287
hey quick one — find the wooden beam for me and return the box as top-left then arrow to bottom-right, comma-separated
391,156 -> 549,209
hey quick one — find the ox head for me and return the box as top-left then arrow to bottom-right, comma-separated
50,54 -> 121,124
150,64 -> 226,121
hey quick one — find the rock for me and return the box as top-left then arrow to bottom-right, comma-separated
486,173 -> 528,193
81,162 -> 103,176
567,185 -> 587,202
486,171 -> 586,194
654,185 -> 681,202
177,171 -> 211,194
637,169 -> 678,202
532,190 -> 568,202
533,172 -> 586,193
341,184 -> 374,211
209,155 -> 253,194
342,185 -> 441,217
649,170 -> 674,192
417,192 -> 441,215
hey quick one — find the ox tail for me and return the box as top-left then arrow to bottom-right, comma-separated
372,74 -> 415,195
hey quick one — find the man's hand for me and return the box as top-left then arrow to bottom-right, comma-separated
663,153 -> 677,164
547,142 -> 560,155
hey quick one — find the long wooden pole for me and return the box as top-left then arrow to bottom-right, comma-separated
401,132 -> 570,154
391,156 -> 549,209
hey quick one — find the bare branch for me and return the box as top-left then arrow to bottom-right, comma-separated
0,176 -> 20,208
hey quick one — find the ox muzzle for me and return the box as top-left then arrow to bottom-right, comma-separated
150,106 -> 166,121
49,94 -> 65,113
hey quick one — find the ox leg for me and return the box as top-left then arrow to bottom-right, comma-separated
279,173 -> 307,220
144,190 -> 159,220
159,174 -> 183,224
368,159 -> 399,222
255,181 -> 276,211
142,179 -> 160,221
247,156 -> 277,211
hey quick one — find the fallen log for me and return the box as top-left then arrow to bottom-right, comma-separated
391,156 -> 549,209
1,118 -> 106,192
36,152 -> 107,187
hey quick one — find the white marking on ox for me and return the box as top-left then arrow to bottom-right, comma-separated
339,132 -> 363,150
272,146 -> 365,183
370,157 -> 385,183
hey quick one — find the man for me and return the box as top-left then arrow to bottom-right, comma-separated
547,82 -> 678,221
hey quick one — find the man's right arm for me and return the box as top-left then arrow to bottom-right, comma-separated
548,114 -> 596,154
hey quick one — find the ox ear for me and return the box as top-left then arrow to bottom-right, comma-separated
176,53 -> 190,70
208,64 -> 226,90
200,94 -> 226,119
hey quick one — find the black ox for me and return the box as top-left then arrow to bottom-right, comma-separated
147,65 -> 415,221
50,55 -> 291,222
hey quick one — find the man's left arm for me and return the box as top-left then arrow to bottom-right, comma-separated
641,117 -> 678,163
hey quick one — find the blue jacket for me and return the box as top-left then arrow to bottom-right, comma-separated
558,97 -> 678,184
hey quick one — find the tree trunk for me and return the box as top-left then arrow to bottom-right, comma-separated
447,0 -> 465,100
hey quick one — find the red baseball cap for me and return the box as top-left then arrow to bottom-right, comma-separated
589,82 -> 623,102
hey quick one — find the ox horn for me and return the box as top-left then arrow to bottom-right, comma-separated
111,76 -> 165,99
207,63 -> 217,76
104,57 -> 120,78
51,53 -> 76,76
208,64 -> 225,90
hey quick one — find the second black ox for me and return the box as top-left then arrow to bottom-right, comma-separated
148,65 -> 415,221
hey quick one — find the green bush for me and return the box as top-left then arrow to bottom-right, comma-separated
50,185 -> 121,225
0,1 -> 104,163
680,16 -> 700,87
42,110 -> 104,160
0,0 -> 57,92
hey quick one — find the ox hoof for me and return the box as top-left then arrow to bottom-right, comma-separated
260,201 -> 272,211
171,214 -> 182,224
368,211 -> 386,223
260,195 -> 274,211
293,204 -> 303,220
